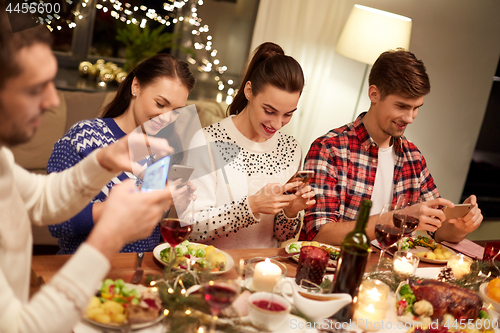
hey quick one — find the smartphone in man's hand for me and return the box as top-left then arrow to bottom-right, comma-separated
141,156 -> 171,192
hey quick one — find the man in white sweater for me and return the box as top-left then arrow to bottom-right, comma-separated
0,9 -> 174,333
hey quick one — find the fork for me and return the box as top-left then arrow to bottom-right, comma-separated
131,252 -> 144,284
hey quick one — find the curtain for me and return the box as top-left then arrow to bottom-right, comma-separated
250,0 -> 369,153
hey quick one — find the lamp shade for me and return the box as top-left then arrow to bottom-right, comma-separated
336,4 -> 412,65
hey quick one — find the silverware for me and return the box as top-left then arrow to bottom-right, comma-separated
131,252 -> 144,284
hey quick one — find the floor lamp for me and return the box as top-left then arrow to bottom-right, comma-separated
335,5 -> 412,121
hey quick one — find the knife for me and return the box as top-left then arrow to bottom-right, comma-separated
243,252 -> 298,265
131,252 -> 144,284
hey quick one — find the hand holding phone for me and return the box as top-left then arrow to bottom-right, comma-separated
443,203 -> 473,220
141,156 -> 170,192
284,170 -> 314,195
167,165 -> 194,188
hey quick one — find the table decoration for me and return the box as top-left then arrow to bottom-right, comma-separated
352,279 -> 390,331
244,257 -> 287,292
393,251 -> 419,275
447,253 -> 473,278
295,246 -> 329,288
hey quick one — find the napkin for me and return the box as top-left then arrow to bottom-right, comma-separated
74,321 -> 164,333
440,239 -> 484,259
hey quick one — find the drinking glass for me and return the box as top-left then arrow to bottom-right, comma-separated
374,204 -> 403,269
159,218 -> 193,275
392,197 -> 420,250
202,279 -> 240,333
295,246 -> 329,288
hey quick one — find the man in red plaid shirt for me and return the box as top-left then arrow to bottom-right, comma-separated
300,49 -> 483,245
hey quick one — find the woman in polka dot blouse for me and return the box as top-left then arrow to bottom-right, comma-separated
47,54 -> 196,254
182,42 -> 316,249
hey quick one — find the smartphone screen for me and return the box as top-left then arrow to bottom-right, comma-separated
141,155 -> 171,192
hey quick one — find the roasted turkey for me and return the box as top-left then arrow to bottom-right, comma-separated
409,279 -> 482,320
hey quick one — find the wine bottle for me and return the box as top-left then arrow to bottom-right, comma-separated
330,198 -> 372,322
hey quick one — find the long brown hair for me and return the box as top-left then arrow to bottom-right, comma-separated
228,42 -> 305,116
102,53 -> 195,165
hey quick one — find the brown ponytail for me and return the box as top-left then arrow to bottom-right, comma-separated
228,42 -> 305,116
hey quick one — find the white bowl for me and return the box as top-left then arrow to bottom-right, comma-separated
479,282 -> 500,313
248,292 -> 291,331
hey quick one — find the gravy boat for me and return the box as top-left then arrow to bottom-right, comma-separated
280,280 -> 352,321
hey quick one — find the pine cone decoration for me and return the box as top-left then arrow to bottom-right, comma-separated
437,266 -> 455,282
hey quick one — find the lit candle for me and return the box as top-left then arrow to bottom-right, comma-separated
252,258 -> 282,292
447,254 -> 472,278
353,303 -> 386,331
358,279 -> 389,304
394,257 -> 415,274
393,251 -> 419,275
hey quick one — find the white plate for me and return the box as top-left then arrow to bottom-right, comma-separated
285,242 -> 340,272
153,242 -> 234,275
414,267 -> 443,279
83,283 -> 164,331
479,282 -> 500,313
409,245 -> 456,264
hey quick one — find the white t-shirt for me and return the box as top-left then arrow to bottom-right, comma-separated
370,146 -> 396,215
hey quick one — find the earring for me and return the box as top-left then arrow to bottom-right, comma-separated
132,93 -> 136,97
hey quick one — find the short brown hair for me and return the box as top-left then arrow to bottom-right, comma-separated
369,48 -> 430,100
228,42 -> 305,115
0,6 -> 52,89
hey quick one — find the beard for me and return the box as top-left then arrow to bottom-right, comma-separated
0,101 -> 40,147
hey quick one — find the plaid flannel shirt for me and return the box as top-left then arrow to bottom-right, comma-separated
299,112 -> 440,241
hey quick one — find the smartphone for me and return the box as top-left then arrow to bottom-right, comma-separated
141,155 -> 171,192
167,165 -> 194,186
443,203 -> 473,220
284,170 -> 314,194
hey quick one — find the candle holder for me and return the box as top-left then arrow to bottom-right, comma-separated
447,253 -> 473,278
352,279 -> 390,331
295,246 -> 329,288
245,257 -> 287,293
393,251 -> 419,276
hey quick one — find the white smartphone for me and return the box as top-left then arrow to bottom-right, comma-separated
284,170 -> 314,194
443,203 -> 473,220
167,165 -> 194,186
141,155 -> 171,192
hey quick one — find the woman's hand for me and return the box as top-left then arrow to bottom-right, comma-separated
248,183 -> 297,216
169,180 -> 197,214
283,184 -> 316,218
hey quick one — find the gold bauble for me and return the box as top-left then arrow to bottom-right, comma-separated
115,71 -> 128,84
96,59 -> 105,65
88,64 -> 98,77
113,67 -> 123,75
78,61 -> 93,76
98,68 -> 115,84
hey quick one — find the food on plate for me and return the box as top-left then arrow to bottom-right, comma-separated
400,236 -> 437,251
160,240 -> 227,272
415,244 -> 453,261
397,279 -> 484,324
85,279 -> 161,326
487,277 -> 500,302
288,241 -> 340,260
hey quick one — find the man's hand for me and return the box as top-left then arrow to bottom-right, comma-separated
405,197 -> 455,232
447,195 -> 483,233
96,132 -> 173,174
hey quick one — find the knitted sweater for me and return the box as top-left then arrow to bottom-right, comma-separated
47,118 -> 161,254
0,146 -> 114,333
181,116 -> 302,249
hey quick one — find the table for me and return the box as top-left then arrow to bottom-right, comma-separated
31,245 -> 438,286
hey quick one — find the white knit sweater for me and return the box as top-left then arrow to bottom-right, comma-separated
0,146 -> 116,333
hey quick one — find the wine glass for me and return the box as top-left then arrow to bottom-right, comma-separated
374,204 -> 403,269
392,197 -> 420,250
202,279 -> 240,333
159,218 -> 193,276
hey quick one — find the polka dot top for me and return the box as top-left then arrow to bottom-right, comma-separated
46,118 -> 161,254
181,116 -> 302,249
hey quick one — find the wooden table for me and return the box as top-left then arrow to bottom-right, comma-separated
31,245 -> 438,286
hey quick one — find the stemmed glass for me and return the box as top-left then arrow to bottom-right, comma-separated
159,218 -> 193,276
392,197 -> 420,250
202,279 -> 240,333
374,204 -> 403,269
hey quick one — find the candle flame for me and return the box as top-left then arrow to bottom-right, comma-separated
367,303 -> 375,313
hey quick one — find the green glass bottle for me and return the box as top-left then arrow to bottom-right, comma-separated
330,198 -> 372,322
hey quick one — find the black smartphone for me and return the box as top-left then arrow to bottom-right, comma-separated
141,155 -> 171,192
284,170 -> 314,194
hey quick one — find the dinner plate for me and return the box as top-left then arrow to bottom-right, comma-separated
153,242 -> 234,275
285,242 -> 340,272
408,245 -> 456,264
83,283 -> 164,331
241,313 -> 318,333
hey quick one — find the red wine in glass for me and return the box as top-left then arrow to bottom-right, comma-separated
203,282 -> 238,315
160,218 -> 192,247
393,214 -> 419,236
375,224 -> 402,249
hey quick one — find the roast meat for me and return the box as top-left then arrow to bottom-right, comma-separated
409,279 -> 482,320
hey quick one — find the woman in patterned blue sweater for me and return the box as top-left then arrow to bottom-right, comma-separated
47,54 -> 196,254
